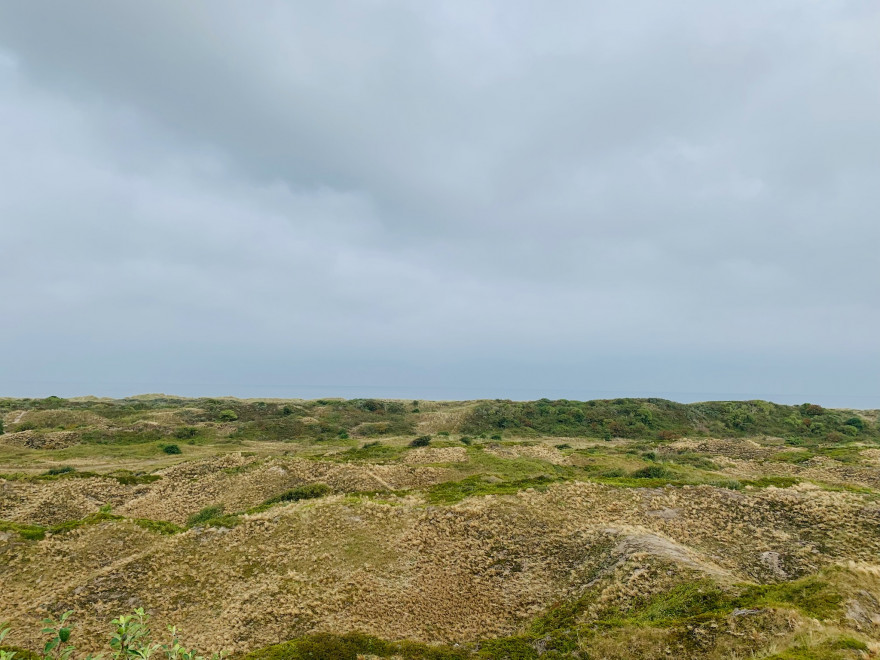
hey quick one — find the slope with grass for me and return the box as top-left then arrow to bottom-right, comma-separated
2,395 -> 880,659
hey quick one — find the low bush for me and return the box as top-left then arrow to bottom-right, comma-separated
45,466 -> 76,476
161,443 -> 182,455
630,465 -> 672,479
256,483 -> 331,511
409,436 -> 431,447
186,505 -> 226,527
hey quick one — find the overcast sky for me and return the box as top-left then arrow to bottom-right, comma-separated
0,1 -> 878,406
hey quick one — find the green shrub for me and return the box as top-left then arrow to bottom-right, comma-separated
174,427 -> 199,439
45,466 -> 76,476
161,443 -> 182,455
257,483 -> 331,510
409,435 -> 431,447
630,465 -> 672,479
844,416 -> 865,430
218,409 -> 238,422
186,505 -> 226,527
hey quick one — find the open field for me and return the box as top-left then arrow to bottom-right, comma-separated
2,395 -> 880,659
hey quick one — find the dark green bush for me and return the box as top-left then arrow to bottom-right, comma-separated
410,435 -> 431,447
46,465 -> 76,475
844,416 -> 865,430
630,465 -> 672,479
113,473 -> 162,485
263,483 -> 331,506
218,409 -> 238,422
161,443 -> 182,455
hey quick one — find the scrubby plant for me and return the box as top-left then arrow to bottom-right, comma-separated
45,466 -> 76,476
1,609 -> 226,660
186,505 -> 225,527
247,484 -> 332,514
844,416 -> 865,430
409,436 -> 431,447
630,465 -> 671,479
173,427 -> 198,439
161,444 -> 182,455
218,410 -> 238,422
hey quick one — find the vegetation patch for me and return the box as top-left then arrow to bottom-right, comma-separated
186,505 -> 240,529
248,483 -> 331,513
427,474 -> 563,504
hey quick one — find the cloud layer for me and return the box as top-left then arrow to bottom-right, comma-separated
1,1 -> 878,405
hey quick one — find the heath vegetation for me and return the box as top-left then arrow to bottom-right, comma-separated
2,396 -> 880,658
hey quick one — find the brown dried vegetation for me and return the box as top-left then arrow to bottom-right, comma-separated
2,396 -> 880,659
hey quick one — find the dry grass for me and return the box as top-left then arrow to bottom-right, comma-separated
2,397 -> 880,658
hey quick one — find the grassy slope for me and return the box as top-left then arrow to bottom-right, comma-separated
2,396 -> 880,659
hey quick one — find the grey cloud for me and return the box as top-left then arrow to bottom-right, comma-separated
0,1 -> 878,404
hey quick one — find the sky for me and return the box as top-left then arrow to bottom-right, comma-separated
0,1 -> 878,407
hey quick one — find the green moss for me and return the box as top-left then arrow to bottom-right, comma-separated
48,511 -> 123,535
737,575 -> 842,620
0,519 -> 46,540
832,637 -> 868,651
743,476 -> 800,489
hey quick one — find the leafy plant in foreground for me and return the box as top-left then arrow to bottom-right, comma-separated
1,610 -> 225,660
